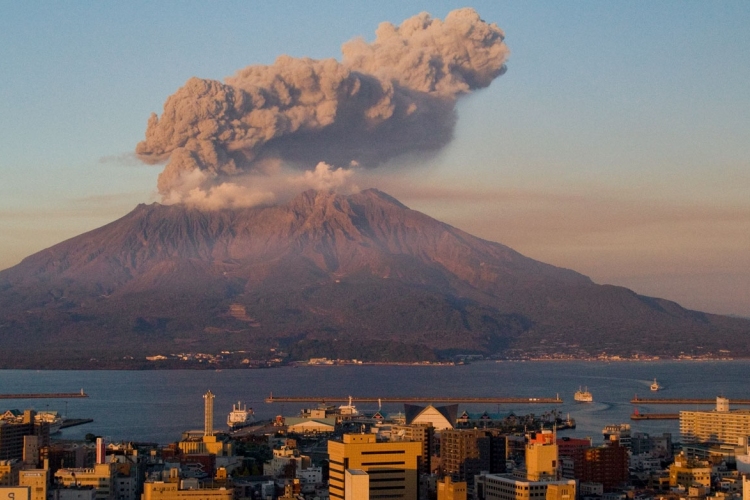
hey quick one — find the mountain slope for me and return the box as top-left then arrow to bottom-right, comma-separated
1,189 -> 748,367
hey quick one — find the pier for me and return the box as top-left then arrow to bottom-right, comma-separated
60,418 -> 94,429
0,391 -> 88,399
630,413 -> 679,420
265,395 -> 563,404
631,397 -> 750,405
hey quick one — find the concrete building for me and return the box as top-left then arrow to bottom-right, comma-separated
55,463 -> 116,500
344,469 -> 368,500
556,438 -> 592,461
525,432 -> 558,481
681,398 -> 750,445
668,453 -> 711,489
328,434 -> 421,500
51,486 -> 97,500
0,412 -> 50,461
630,432 -> 673,458
474,474 -> 576,500
140,481 -> 232,500
602,425 -> 631,450
19,467 -> 49,500
441,429 -> 506,486
0,460 -> 22,486
567,443 -> 628,492
390,424 -> 434,474
262,446 -> 311,478
437,476 -> 467,500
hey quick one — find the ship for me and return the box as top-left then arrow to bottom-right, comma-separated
574,387 -> 593,402
35,410 -> 63,434
338,396 -> 359,417
650,379 -> 661,391
227,401 -> 255,429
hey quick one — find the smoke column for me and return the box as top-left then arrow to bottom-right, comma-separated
136,8 -> 509,209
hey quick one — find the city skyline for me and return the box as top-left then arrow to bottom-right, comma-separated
1,1 -> 748,316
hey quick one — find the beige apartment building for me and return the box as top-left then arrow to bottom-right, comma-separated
681,397 -> 750,445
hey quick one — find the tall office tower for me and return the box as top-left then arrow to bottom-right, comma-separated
328,434 -> 421,500
203,391 -> 215,437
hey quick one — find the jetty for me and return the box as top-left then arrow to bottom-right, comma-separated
265,394 -> 563,404
0,390 -> 88,400
631,396 -> 750,405
60,418 -> 94,429
631,413 -> 679,420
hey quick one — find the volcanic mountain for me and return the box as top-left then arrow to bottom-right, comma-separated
1,189 -> 748,368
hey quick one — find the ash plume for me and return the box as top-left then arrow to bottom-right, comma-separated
136,8 -> 508,208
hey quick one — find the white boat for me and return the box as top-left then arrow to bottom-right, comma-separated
650,379 -> 661,391
338,396 -> 359,416
227,401 -> 255,429
574,387 -> 593,402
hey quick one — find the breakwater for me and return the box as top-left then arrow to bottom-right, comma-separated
265,394 -> 563,404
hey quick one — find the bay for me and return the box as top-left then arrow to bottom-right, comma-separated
0,360 -> 747,445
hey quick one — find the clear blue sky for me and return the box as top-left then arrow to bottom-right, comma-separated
1,1 -> 748,315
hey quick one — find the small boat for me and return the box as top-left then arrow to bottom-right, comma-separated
650,379 -> 661,391
227,401 -> 255,429
574,387 -> 593,402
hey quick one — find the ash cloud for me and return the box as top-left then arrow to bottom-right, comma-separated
136,8 -> 508,207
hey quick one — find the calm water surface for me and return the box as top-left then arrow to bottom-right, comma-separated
0,360 -> 747,444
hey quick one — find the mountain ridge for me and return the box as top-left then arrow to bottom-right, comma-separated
1,188 -> 748,368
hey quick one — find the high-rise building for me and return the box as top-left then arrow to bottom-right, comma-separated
0,411 -> 50,461
441,429 -> 506,486
681,397 -> 750,445
524,432 -> 558,481
568,442 -> 628,492
390,424 -> 434,474
328,434 -> 421,500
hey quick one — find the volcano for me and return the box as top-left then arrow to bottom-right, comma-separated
1,189 -> 748,368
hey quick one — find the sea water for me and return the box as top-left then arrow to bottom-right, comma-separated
0,360 -> 746,444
